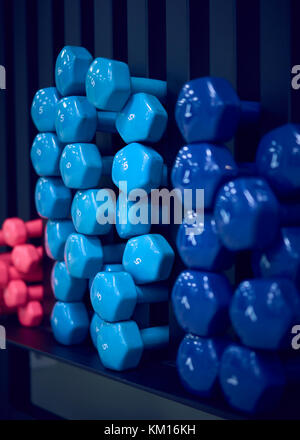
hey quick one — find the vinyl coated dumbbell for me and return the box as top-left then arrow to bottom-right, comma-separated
18,300 -> 44,327
0,218 -> 43,247
175,77 -> 260,143
214,177 -> 300,251
55,46 -> 93,96
86,57 -> 166,112
230,278 -> 300,350
116,194 -> 151,239
0,260 -> 43,288
55,94 -> 167,144
11,244 -> 43,274
60,143 -> 113,189
45,219 -> 75,261
176,211 -> 234,271
112,143 -> 168,194
172,270 -> 232,336
31,133 -> 64,177
97,320 -> 169,371
51,261 -> 87,302
35,177 -> 72,219
51,301 -> 89,345
3,280 -> 44,308
90,313 -> 104,348
31,87 -> 61,132
90,271 -> 168,322
71,189 -> 114,235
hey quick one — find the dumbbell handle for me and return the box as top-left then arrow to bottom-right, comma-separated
140,325 -> 169,350
24,219 -> 43,237
0,252 -> 11,264
136,284 -> 168,304
102,243 -> 125,264
97,112 -> 117,133
130,77 -> 166,102
239,101 -> 261,125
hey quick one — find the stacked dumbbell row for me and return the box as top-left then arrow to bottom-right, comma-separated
172,78 -> 300,413
31,45 -> 175,371
0,217 -> 44,326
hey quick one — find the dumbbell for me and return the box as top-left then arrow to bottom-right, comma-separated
176,211 -> 234,271
35,177 -> 72,219
112,142 -> 168,194
59,143 -> 113,189
116,194 -> 151,239
55,94 -> 167,144
90,313 -> 104,348
90,271 -> 168,322
11,244 -> 43,274
45,219 -> 75,261
0,217 -> 43,247
0,252 -> 12,263
252,227 -> 300,288
51,301 -> 89,345
51,261 -> 87,302
230,278 -> 300,350
86,57 -> 166,112
97,320 -> 169,371
31,87 -> 61,132
18,300 -> 44,327
214,177 -> 300,251
172,270 -> 232,337
31,133 -> 64,177
175,76 -> 260,143
3,280 -> 44,308
65,233 -> 174,284
55,46 -> 93,96
0,260 -> 43,288
71,189 -> 114,235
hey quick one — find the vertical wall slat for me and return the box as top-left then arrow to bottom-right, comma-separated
37,0 -> 54,88
290,0 -> 300,122
64,0 -> 82,46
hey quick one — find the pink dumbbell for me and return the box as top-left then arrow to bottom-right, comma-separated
0,218 -> 43,247
11,244 -> 43,274
0,260 -> 43,289
18,300 -> 44,327
3,280 -> 44,308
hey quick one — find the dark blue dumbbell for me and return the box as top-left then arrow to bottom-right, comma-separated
172,270 -> 232,336
51,301 -> 89,345
31,87 -> 61,132
31,133 -> 64,177
35,177 -> 72,219
45,219 -> 75,261
51,262 -> 87,302
175,77 -> 260,143
230,278 -> 300,350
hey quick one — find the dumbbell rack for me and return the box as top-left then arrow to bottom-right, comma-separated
0,0 -> 300,420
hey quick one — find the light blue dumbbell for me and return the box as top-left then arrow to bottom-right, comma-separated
45,219 -> 75,261
97,320 -> 169,371
86,57 -> 166,112
51,261 -> 87,302
31,87 -> 61,132
88,264 -> 124,291
64,233 -> 125,279
55,46 -> 93,96
116,194 -> 151,239
51,301 -> 89,345
59,143 -> 113,189
31,133 -> 64,177
35,177 -> 72,219
71,189 -> 115,236
90,313 -> 105,348
55,94 -> 167,144
90,271 -> 168,322
112,143 -> 168,194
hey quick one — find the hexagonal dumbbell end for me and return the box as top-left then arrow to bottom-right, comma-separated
60,143 -> 113,189
1,217 -> 43,247
71,189 -> 114,235
55,46 -> 93,96
112,142 -> 167,194
31,133 -> 64,177
90,313 -> 104,348
116,194 -> 151,239
177,335 -> 226,397
252,227 -> 300,287
3,280 -> 44,308
86,57 -> 166,112
175,77 -> 260,143
0,260 -> 43,289
172,270 -> 232,336
51,261 -> 87,302
31,87 -> 60,132
256,123 -> 300,197
230,278 -> 300,350
35,177 -> 72,219
64,233 -> 125,279
18,300 -> 44,327
97,320 -> 169,371
45,219 -> 75,261
122,234 -> 174,285
220,345 -> 286,413
171,143 -> 238,210
176,212 -> 234,271
51,301 -> 89,345
90,271 -> 168,322
11,244 -> 43,274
